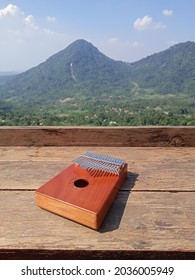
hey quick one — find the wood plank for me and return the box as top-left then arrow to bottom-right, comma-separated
0,126 -> 195,147
0,147 -> 194,191
0,191 -> 194,252
1,127 -> 194,259
1,146 -> 195,162
0,161 -> 66,190
1,249 -> 194,260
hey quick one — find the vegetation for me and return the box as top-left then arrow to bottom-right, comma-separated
129,41 -> 195,95
0,39 -> 195,126
1,93 -> 195,126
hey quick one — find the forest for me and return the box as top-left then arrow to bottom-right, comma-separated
1,92 -> 194,126
0,40 -> 195,126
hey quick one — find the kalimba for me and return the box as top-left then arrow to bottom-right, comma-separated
35,152 -> 127,230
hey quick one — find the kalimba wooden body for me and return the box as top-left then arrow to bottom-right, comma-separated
35,153 -> 127,230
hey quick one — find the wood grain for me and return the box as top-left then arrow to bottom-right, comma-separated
0,126 -> 195,147
0,127 -> 195,258
0,147 -> 194,191
0,191 -> 194,252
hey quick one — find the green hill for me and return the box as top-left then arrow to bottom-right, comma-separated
0,39 -> 195,126
129,41 -> 195,95
1,39 -> 132,104
1,40 -> 195,104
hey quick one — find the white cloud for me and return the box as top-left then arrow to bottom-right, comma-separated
132,41 -> 144,48
107,37 -> 119,44
46,16 -> 56,23
106,38 -> 143,49
134,15 -> 152,31
24,15 -> 38,29
0,4 -> 19,17
99,38 -> 145,63
162,9 -> 174,16
134,15 -> 166,31
153,22 -> 166,30
0,4 -> 67,71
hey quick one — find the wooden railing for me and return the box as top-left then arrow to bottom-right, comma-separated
0,126 -> 195,146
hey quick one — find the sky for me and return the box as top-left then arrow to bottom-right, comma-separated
0,0 -> 194,71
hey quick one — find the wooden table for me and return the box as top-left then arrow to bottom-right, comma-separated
0,127 -> 195,259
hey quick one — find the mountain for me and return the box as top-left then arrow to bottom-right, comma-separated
129,41 -> 195,94
0,40 -> 195,106
0,72 -> 17,86
1,39 -> 195,126
0,39 -> 132,103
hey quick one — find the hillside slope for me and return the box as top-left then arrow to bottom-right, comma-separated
1,39 -> 132,103
129,41 -> 195,94
0,40 -> 195,107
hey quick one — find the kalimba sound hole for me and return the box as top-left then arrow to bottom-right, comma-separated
74,179 -> 89,188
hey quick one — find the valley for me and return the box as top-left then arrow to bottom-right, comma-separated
1,93 -> 194,126
0,39 -> 195,126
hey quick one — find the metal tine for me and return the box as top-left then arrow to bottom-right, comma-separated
84,152 -> 120,164
98,160 -> 113,170
79,160 -> 115,175
73,157 -> 95,173
87,160 -> 103,176
73,157 -> 86,167
83,153 -> 123,168
83,155 -> 122,166
89,158 -> 110,171
81,161 -> 91,171
103,155 -> 120,165
94,151 -> 123,163
73,157 -> 94,176
73,152 -> 124,177
93,159 -> 119,174
88,162 -> 99,176
105,154 -> 124,166
89,159 -> 105,170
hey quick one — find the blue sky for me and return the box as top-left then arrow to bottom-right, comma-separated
0,0 -> 194,71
